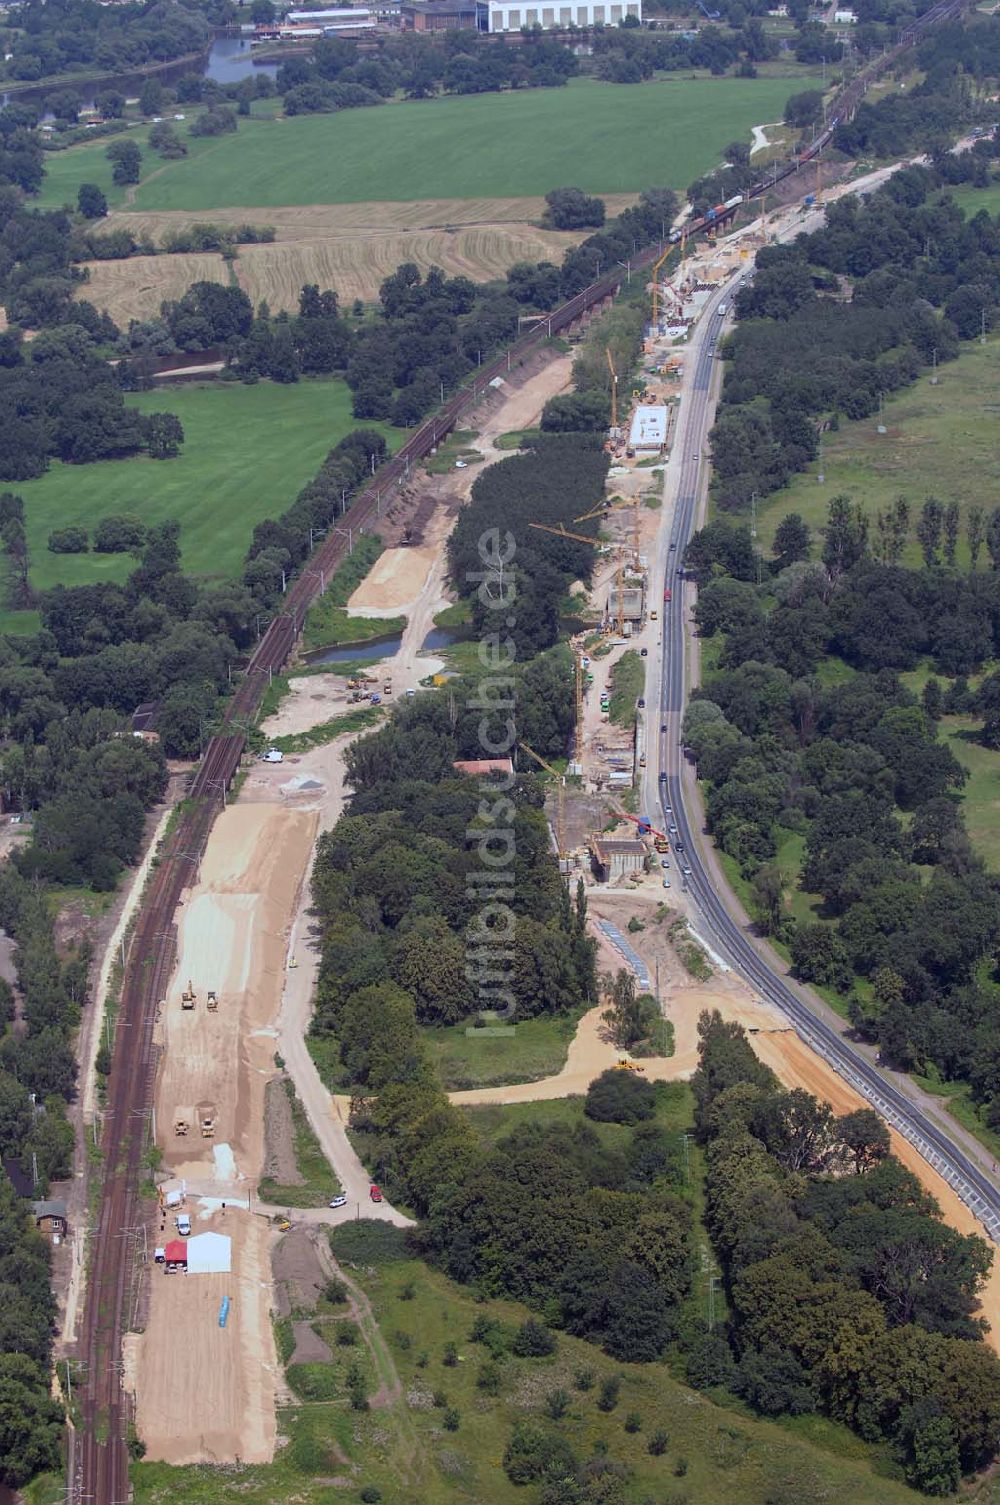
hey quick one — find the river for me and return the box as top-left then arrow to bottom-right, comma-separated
1,35 -> 278,112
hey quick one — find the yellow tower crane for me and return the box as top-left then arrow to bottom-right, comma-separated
528,522 -> 628,636
518,742 -> 567,859
606,346 -> 618,431
575,497 -> 641,570
647,242 -> 671,331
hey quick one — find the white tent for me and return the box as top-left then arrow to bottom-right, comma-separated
186,1231 -> 231,1275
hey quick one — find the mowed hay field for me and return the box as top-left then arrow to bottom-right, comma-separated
37,76 -> 799,212
79,213 -> 595,319
78,251 -> 229,326
755,336 -> 1000,568
12,379 -> 394,598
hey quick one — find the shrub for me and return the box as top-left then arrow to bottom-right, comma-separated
597,1376 -> 621,1412
442,1341 -> 458,1367
545,1388 -> 571,1420
512,1319 -> 556,1358
624,1411 -> 642,1433
648,1428 -> 669,1455
574,1368 -> 595,1391
585,1068 -> 657,1124
442,1407 -> 461,1431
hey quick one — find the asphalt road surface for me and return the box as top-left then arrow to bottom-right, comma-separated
645,278 -> 1000,1244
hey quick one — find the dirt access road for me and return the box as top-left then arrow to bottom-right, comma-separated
264,353 -> 575,738
126,801 -> 316,1465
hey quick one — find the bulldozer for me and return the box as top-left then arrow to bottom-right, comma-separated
174,1107 -> 193,1137
207,990 -> 218,1011
615,1059 -> 645,1073
181,979 -> 196,1009
275,1215 -> 291,1232
198,1101 -> 217,1138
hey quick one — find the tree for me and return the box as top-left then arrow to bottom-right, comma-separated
822,496 -> 868,578
772,512 -> 810,572
148,121 -> 187,159
600,968 -> 642,1047
545,187 -> 606,230
917,498 -> 944,567
790,924 -> 852,991
837,1108 -> 890,1174
144,412 -> 184,460
77,183 -> 107,220
784,89 -> 823,128
967,505 -> 985,571
0,1353 -> 64,1487
47,527 -> 87,554
749,863 -> 785,935
942,502 -> 959,568
585,1068 -> 657,1125
105,139 -> 141,187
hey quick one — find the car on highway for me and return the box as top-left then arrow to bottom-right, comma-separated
681,865 -> 692,878
640,647 -> 648,657
370,1184 -> 383,1203
675,840 -> 685,852
663,587 -> 672,602
662,878 -> 671,889
669,542 -> 676,551
660,858 -> 670,868
637,697 -> 645,709
664,804 -> 672,814
659,771 -> 666,782
329,1195 -> 347,1209
660,723 -> 667,733
668,823 -> 678,834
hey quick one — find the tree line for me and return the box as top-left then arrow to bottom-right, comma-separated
693,1010 -> 1000,1495
684,498 -> 1000,1119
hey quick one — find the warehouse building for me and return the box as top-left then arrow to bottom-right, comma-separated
478,0 -> 640,29
402,0 -> 477,26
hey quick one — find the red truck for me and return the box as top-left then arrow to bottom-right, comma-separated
369,1184 -> 383,1203
663,587 -> 672,602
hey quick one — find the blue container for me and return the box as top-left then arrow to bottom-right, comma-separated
218,1295 -> 231,1328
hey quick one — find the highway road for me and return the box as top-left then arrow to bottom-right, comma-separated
644,278 -> 1000,1245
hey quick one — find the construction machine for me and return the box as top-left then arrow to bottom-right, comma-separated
207,990 -> 218,1011
174,1107 -> 193,1137
616,1059 -> 645,1073
198,1102 -> 217,1139
181,979 -> 195,1009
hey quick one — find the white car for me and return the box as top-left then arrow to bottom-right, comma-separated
263,749 -> 283,763
328,1195 -> 347,1209
662,878 -> 671,889
660,858 -> 670,869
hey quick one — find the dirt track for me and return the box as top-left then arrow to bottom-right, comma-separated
129,802 -> 316,1464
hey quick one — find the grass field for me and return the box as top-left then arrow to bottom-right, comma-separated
131,1225 -> 929,1505
424,1011 -> 585,1090
38,76 -> 800,212
940,715 -> 1000,870
754,336 -> 1000,567
949,180 -> 1000,219
11,379 -> 393,603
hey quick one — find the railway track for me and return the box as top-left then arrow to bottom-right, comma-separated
73,4 -> 971,1493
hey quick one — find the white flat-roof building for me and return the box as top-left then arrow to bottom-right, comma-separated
186,1231 -> 232,1275
629,404 -> 668,453
478,0 -> 640,29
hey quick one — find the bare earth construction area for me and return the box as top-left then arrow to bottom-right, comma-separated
125,802 -> 317,1465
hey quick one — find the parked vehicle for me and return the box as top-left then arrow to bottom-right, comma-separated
329,1195 -> 347,1209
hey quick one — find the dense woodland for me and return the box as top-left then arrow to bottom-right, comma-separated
694,1011 -> 1000,1494
448,434 -> 608,659
0,0 -> 224,84
711,161 -> 1000,512
686,497 -> 1000,1116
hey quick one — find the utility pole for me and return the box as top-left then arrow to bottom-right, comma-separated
817,434 -> 825,485
930,347 -> 938,385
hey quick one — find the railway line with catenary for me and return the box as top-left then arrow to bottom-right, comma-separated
74,4 -> 971,1495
